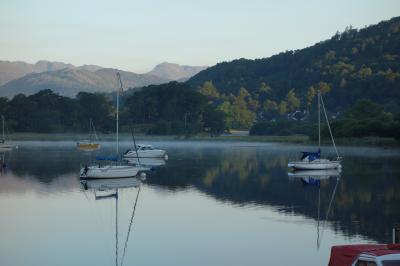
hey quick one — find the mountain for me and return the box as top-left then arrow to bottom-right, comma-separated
0,60 -> 206,98
76,64 -> 104,72
0,68 -> 168,98
187,16 -> 400,113
146,62 -> 207,81
0,60 -> 75,86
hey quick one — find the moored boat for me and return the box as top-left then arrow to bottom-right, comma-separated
0,116 -> 12,149
80,73 -> 142,179
288,90 -> 341,170
123,144 -> 167,159
77,118 -> 100,150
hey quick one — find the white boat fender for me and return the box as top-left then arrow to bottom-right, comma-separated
140,172 -> 147,179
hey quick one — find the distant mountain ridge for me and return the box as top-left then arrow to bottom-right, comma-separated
0,67 -> 168,98
0,60 -> 77,86
0,60 -> 207,98
146,62 -> 207,81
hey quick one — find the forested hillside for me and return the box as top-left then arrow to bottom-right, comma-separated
188,17 -> 400,118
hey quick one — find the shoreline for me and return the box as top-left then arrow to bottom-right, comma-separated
6,133 -> 399,146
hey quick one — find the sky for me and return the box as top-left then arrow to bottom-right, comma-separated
0,0 -> 399,73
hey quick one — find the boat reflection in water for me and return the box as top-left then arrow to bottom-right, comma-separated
124,157 -> 167,168
0,148 -> 11,175
288,169 -> 341,249
81,177 -> 142,266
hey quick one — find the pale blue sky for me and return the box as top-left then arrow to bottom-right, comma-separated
0,0 -> 399,73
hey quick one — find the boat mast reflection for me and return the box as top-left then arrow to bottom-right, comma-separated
81,177 -> 142,266
288,169 -> 341,249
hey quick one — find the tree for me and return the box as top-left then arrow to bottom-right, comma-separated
278,101 -> 287,115
217,100 -> 234,129
76,92 -> 113,132
199,81 -> 220,100
203,105 -> 227,135
317,82 -> 331,94
306,86 -> 316,108
286,89 -> 300,112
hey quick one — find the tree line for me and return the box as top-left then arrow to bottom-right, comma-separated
0,83 -> 226,135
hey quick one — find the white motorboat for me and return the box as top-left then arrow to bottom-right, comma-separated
80,73 -> 142,179
123,144 -> 167,159
288,90 -> 341,170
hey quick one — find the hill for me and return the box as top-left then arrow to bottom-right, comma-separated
0,60 -> 206,97
0,60 -> 75,86
146,62 -> 207,81
0,68 -> 168,98
187,16 -> 400,114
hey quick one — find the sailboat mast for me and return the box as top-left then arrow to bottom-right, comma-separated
1,115 -> 4,141
116,73 -> 122,155
115,189 -> 119,266
318,90 -> 321,149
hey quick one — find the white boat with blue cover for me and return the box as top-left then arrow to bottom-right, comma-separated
288,90 -> 342,170
80,73 -> 142,179
80,155 -> 141,179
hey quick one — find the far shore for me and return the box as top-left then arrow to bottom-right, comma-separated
6,132 -> 399,147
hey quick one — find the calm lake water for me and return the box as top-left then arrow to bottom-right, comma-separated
0,140 -> 399,266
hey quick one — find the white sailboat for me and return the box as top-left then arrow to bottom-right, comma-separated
80,73 -> 142,179
288,90 -> 341,170
0,116 -> 12,150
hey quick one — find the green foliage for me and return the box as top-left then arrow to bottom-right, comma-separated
286,89 -> 300,112
4,89 -> 113,133
203,105 -> 227,135
323,100 -> 399,139
199,81 -> 220,100
187,17 -> 400,115
124,82 -> 225,135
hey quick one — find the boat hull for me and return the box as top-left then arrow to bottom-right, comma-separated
288,169 -> 341,179
77,143 -> 100,149
0,143 -> 12,150
288,159 -> 341,170
80,165 -> 139,179
123,150 -> 166,158
0,143 -> 12,149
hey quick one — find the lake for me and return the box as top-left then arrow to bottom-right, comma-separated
0,140 -> 399,266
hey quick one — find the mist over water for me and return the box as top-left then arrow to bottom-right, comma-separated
0,141 -> 399,265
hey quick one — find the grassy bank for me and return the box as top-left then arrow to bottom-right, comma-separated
6,132 -> 399,146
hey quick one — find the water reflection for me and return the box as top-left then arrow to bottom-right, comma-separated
124,157 -> 167,167
81,177 -> 142,266
288,170 -> 341,249
1,141 -> 399,245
